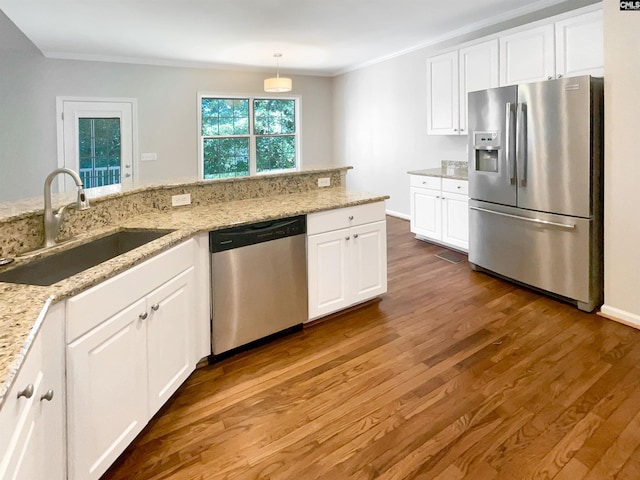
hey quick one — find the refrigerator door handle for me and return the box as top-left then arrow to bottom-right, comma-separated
505,102 -> 516,185
516,103 -> 527,187
470,206 -> 576,230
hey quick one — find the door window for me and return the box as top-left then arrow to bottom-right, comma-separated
57,98 -> 135,193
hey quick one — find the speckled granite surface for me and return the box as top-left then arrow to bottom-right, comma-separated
408,160 -> 468,180
0,184 -> 388,408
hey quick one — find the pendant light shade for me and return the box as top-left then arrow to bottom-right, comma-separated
264,53 -> 292,93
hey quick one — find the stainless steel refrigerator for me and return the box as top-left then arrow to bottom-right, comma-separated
467,75 -> 604,312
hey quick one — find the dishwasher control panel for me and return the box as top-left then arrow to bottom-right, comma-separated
209,215 -> 307,252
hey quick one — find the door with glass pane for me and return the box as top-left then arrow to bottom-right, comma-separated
60,100 -> 134,192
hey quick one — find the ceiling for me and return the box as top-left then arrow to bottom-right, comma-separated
1,0 -> 572,76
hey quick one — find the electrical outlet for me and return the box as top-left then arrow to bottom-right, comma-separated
318,177 -> 331,187
171,193 -> 191,207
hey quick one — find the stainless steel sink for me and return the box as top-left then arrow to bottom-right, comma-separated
0,229 -> 175,286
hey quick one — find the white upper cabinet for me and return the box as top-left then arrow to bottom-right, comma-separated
555,9 -> 603,78
500,7 -> 603,85
458,39 -> 500,134
499,24 -> 556,86
427,39 -> 499,136
427,51 -> 459,135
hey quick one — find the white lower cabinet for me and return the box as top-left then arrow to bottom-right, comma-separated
410,176 -> 469,252
0,301 -> 65,480
66,240 -> 198,480
307,202 -> 387,321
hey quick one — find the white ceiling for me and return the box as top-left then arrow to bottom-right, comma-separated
1,0 -> 572,76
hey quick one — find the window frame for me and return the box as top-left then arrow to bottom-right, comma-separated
197,93 -> 301,180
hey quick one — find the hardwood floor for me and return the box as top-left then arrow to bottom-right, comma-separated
102,216 -> 640,480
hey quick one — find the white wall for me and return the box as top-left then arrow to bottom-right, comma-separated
601,0 -> 640,324
333,52 -> 467,217
333,0 -> 600,218
0,11 -> 334,202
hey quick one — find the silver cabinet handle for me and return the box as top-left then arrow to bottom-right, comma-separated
139,312 -> 148,320
348,215 -> 354,220
353,234 -> 359,239
557,74 -> 563,78
470,206 -> 575,230
40,389 -> 54,402
547,76 -> 553,80
345,236 -> 350,240
17,384 -> 34,399
151,303 -> 160,311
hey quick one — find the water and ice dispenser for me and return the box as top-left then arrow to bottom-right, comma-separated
472,131 -> 500,173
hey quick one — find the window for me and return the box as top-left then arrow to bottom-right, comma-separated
199,96 -> 299,179
78,118 -> 122,188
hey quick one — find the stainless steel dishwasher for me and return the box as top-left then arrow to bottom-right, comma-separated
209,215 -> 308,356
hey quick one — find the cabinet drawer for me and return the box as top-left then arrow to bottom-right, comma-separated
307,202 -> 386,235
67,239 -> 194,343
410,175 -> 441,190
442,178 -> 469,195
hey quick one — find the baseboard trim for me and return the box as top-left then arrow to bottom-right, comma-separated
599,304 -> 640,330
386,210 -> 409,220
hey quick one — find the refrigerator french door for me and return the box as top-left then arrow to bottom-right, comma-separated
467,76 -> 603,312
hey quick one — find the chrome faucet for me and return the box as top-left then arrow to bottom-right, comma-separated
43,168 -> 91,247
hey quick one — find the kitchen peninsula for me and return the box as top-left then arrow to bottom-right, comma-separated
0,166 -> 389,402
0,167 -> 388,478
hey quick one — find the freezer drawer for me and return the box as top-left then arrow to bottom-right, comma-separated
469,200 -> 601,311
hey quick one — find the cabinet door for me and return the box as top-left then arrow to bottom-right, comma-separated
0,302 -> 66,480
500,24 -> 555,85
555,9 -> 603,78
0,337 -> 44,480
442,192 -> 469,251
67,298 -> 148,480
410,187 -> 442,241
147,268 -> 195,414
307,229 -> 350,320
350,221 -> 388,304
459,39 -> 499,134
427,51 -> 460,135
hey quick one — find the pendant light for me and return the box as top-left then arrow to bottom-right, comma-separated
264,53 -> 292,93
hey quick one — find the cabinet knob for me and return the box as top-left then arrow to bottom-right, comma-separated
457,186 -> 461,189
139,312 -> 148,320
151,303 -> 160,311
557,74 -> 563,78
453,128 -> 458,132
17,384 -> 34,399
348,215 -> 354,220
353,234 -> 359,239
345,236 -> 350,241
40,389 -> 54,402
547,76 -> 553,80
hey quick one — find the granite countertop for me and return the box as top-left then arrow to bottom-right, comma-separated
407,167 -> 468,181
408,160 -> 468,181
0,187 -> 388,407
